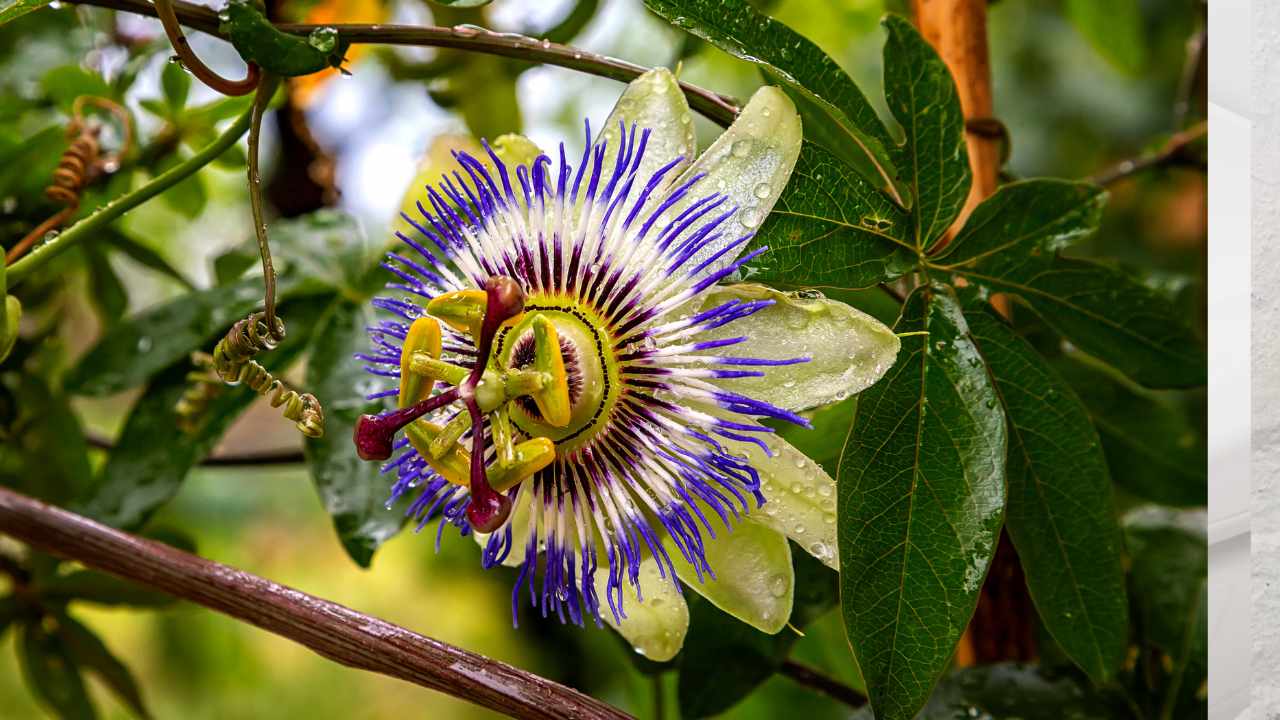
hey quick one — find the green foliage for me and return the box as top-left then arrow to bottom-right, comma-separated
304,299 -> 407,567
964,304 -> 1127,683
838,285 -> 1006,720
0,0 -> 1207,717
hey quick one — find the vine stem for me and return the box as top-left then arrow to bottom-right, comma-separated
68,0 -> 740,126
0,486 -> 633,720
777,660 -> 866,710
5,105 -> 254,288
1088,120 -> 1208,187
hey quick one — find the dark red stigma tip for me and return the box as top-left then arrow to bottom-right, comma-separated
353,413 -> 397,461
466,489 -> 512,533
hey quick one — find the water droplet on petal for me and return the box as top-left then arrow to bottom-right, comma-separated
731,139 -> 752,158
753,182 -> 770,199
769,573 -> 787,597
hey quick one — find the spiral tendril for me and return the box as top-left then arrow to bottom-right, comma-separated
177,312 -> 325,438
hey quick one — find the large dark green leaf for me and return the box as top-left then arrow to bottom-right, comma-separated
19,619 -> 96,720
304,299 -> 407,567
677,547 -> 838,718
852,662 -> 1129,719
1057,355 -> 1206,506
938,180 -> 1205,389
965,305 -> 1127,683
56,613 -> 152,720
752,141 -> 915,290
65,274 -> 324,396
76,298 -> 324,529
837,285 -> 1005,720
881,15 -> 970,250
642,0 -> 903,204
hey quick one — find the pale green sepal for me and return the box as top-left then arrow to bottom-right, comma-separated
694,284 -> 900,412
733,433 -> 839,570
670,85 -> 802,276
668,516 -> 793,634
597,554 -> 690,661
600,68 -> 697,192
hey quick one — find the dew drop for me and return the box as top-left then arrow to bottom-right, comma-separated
790,482 -> 803,494
731,139 -> 752,158
769,573 -> 787,597
792,523 -> 806,535
136,336 -> 153,353
739,208 -> 762,227
823,512 -> 836,525
818,484 -> 833,498
753,182 -> 771,199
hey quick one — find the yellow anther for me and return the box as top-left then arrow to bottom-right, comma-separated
427,289 -> 488,338
405,420 -> 471,486
489,437 -> 556,493
399,317 -> 442,408
530,314 -> 572,427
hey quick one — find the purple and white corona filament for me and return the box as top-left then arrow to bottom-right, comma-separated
354,72 -> 899,659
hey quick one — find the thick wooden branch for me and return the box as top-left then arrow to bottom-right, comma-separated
0,486 -> 632,720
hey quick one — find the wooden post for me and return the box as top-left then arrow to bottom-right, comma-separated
912,0 -> 1001,236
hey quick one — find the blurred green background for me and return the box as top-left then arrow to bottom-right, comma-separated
0,0 -> 1205,717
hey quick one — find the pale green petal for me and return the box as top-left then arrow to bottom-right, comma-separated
672,86 -> 802,276
597,555 -> 689,661
600,68 -> 697,190
733,434 -> 839,570
694,283 -> 900,412
668,517 -> 793,634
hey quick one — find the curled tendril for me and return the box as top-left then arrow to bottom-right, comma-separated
176,312 -> 326,438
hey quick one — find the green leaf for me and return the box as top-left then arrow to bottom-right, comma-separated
304,299 -> 407,567
103,230 -> 194,289
0,594 -> 23,637
1057,355 -> 1205,506
137,98 -> 170,120
0,0 -> 53,27
677,547 -> 837,718
851,662 -> 1129,719
837,284 -> 1005,720
939,180 -> 1205,389
84,246 -> 128,329
881,15 -> 971,250
154,151 -> 208,219
753,142 -> 916,289
643,0 -> 903,203
160,60 -> 190,112
1065,0 -> 1147,75
964,304 -> 1127,683
0,376 -> 93,505
41,571 -> 175,608
41,64 -> 113,111
56,614 -> 152,720
19,620 -> 96,720
266,210 -> 377,294
65,275 -> 324,396
77,298 -> 324,529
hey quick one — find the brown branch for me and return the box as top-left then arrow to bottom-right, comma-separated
0,486 -> 633,720
1088,121 -> 1208,187
68,0 -> 740,127
778,660 -> 866,710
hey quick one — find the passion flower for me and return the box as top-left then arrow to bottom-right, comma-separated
354,69 -> 900,660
